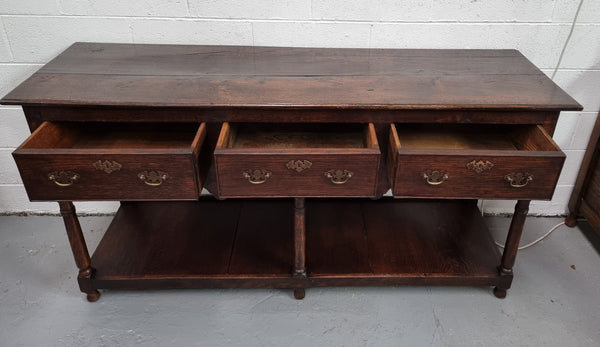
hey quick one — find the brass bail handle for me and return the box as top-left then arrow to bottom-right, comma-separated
423,170 -> 448,185
138,170 -> 168,186
243,169 -> 272,184
505,172 -> 534,188
48,171 -> 80,187
325,169 -> 353,184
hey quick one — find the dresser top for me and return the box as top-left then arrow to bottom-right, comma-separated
1,42 -> 581,111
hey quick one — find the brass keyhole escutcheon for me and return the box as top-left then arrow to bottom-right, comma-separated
93,160 -> 122,174
286,160 -> 312,173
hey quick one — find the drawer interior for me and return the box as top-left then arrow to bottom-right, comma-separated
21,122 -> 202,150
394,124 -> 559,152
219,123 -> 378,149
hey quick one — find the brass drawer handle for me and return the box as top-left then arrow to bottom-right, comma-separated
48,171 -> 80,187
243,169 -> 272,184
325,169 -> 353,184
423,170 -> 448,185
505,172 -> 534,188
138,170 -> 168,186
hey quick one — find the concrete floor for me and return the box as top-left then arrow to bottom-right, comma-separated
1,214 -> 599,347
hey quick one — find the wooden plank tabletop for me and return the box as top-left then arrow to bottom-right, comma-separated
0,42 -> 582,110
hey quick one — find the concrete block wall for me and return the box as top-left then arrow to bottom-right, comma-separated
1,0 -> 599,215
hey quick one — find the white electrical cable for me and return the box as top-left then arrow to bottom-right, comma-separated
481,200 -> 567,250
495,221 -> 565,250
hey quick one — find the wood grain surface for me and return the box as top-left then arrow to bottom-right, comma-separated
89,198 -> 503,289
1,43 -> 582,111
389,124 -> 565,199
13,122 -> 207,200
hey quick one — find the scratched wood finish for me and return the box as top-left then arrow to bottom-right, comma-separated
1,43 -> 581,111
389,124 -> 565,200
13,121 -> 207,200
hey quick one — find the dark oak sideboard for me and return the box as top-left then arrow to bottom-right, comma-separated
1,43 -> 581,301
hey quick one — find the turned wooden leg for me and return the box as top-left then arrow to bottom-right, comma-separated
58,201 -> 100,302
293,198 -> 307,299
565,212 -> 578,227
494,200 -> 530,299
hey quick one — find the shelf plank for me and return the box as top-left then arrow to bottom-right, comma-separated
306,200 -> 371,274
92,200 -> 241,277
90,199 -> 502,290
361,200 -> 500,277
228,200 -> 294,275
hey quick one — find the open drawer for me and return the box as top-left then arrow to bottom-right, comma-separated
13,121 -> 207,201
214,122 -> 380,198
388,123 -> 565,200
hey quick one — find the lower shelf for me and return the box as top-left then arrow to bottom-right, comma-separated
88,198 -> 508,290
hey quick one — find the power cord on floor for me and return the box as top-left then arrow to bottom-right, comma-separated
494,221 -> 565,250
480,200 -> 567,250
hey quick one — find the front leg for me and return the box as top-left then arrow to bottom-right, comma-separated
293,198 -> 307,299
58,201 -> 100,302
494,200 -> 530,298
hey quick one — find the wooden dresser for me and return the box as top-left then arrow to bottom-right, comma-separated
566,111 -> 600,233
1,43 -> 581,301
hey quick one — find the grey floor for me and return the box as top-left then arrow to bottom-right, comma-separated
1,214 -> 599,347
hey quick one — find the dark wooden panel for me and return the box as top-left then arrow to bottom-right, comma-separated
581,200 -> 600,233
214,123 -> 380,198
12,122 -> 207,201
91,200 -> 241,277
228,200 -> 294,275
567,111 -> 600,233
37,43 -> 541,77
305,200 -> 371,274
1,43 -> 581,111
22,106 -> 561,125
215,153 -> 380,198
582,158 -> 600,217
361,200 -> 500,276
14,153 -> 199,201
389,124 -> 565,200
391,154 -> 564,200
3,73 -> 581,110
89,199 -> 503,290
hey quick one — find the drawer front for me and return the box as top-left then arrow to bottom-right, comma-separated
388,124 -> 565,200
14,153 -> 200,201
215,153 -> 379,197
390,154 -> 564,199
13,121 -> 207,201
